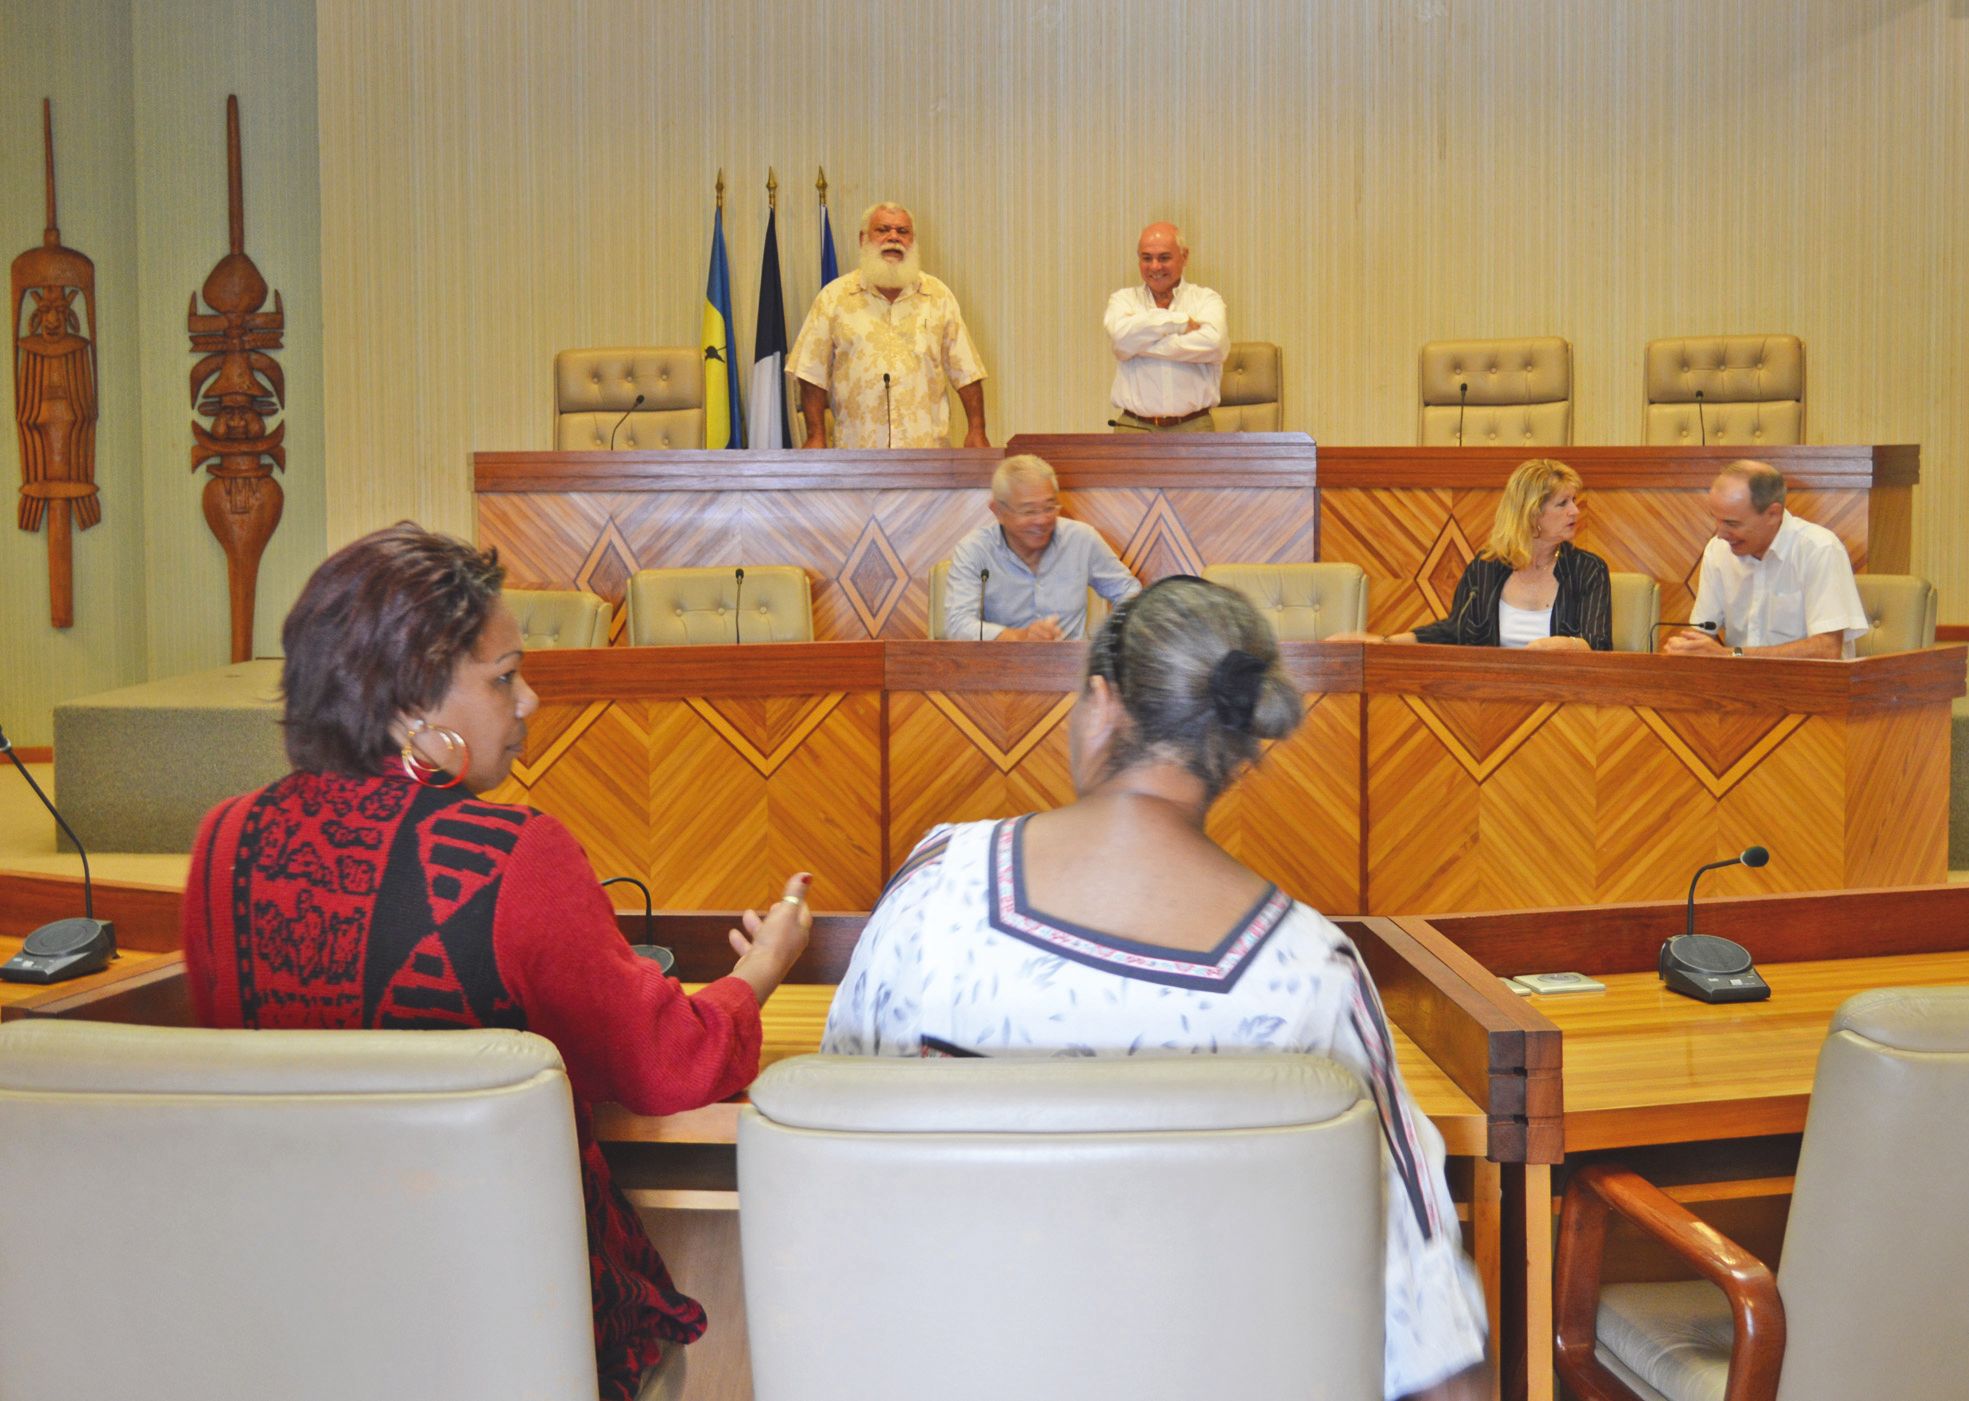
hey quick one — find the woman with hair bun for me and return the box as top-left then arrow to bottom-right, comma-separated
823,575 -> 1487,1401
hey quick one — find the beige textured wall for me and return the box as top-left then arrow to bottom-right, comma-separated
0,0 -> 324,745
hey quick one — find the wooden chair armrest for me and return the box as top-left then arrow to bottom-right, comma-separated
1554,1164 -> 1785,1401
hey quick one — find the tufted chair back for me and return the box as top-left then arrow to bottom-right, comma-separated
625,566 -> 813,646
1201,562 -> 1367,640
1209,341 -> 1283,431
1608,573 -> 1661,653
555,347 -> 704,450
1853,573 -> 1938,656
1419,337 -> 1573,446
503,587 -> 613,649
739,1053 -> 1384,1401
1643,335 -> 1805,447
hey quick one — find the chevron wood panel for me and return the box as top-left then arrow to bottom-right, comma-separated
1843,706 -> 1950,886
887,690 -> 1076,862
1205,694 -> 1362,913
1592,708 -> 1720,903
1476,706 -> 1597,909
1366,694 -> 1487,913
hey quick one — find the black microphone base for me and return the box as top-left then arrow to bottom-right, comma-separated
1662,964 -> 1770,1003
1,916 -> 116,984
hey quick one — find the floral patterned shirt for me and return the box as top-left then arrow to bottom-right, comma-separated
789,270 -> 986,448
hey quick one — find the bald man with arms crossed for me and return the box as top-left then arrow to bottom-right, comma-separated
1104,222 -> 1228,432
1665,459 -> 1871,659
790,202 -> 988,449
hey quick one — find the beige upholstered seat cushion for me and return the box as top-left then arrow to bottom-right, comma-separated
1593,1280 -> 1730,1401
0,1022 -> 596,1401
1644,335 -> 1804,446
738,1054 -> 1383,1401
1201,562 -> 1367,640
1210,340 -> 1282,431
1854,573 -> 1938,656
1609,571 -> 1661,653
1419,336 -> 1572,445
626,565 -> 813,645
555,346 -> 705,450
505,586 -> 612,648
926,558 -> 1111,640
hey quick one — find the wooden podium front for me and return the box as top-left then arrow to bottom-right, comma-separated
479,641 -> 1962,915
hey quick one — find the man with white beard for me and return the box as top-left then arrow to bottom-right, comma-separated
789,202 -> 989,449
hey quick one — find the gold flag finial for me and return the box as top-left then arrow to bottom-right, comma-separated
767,166 -> 778,209
715,168 -> 725,209
816,165 -> 829,205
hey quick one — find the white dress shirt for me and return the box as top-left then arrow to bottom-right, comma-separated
1689,511 -> 1871,657
1103,280 -> 1228,418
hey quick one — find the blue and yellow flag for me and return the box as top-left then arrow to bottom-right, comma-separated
702,203 -> 744,448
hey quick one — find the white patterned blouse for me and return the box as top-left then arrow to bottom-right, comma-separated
821,815 -> 1490,1399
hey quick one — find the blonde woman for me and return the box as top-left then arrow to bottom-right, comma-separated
1346,458 -> 1611,651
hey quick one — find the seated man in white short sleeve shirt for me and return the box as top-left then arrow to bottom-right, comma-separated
1665,459 -> 1871,659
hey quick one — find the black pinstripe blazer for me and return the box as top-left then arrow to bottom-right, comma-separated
1411,544 -> 1613,650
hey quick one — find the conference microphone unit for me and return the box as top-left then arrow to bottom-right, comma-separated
883,372 -> 892,448
1106,418 -> 1151,432
1455,382 -> 1468,447
977,568 -> 989,641
1695,389 -> 1707,447
1650,619 -> 1721,642
1661,845 -> 1772,1003
600,875 -> 674,973
609,393 -> 647,451
733,566 -> 745,645
0,722 -> 116,983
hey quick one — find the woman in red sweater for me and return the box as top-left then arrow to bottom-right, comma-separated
182,524 -> 810,1400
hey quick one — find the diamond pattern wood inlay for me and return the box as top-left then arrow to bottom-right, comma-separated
837,519 -> 910,635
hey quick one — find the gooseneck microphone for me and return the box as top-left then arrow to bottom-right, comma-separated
601,875 -> 674,973
0,722 -> 117,983
1106,418 -> 1151,432
977,568 -> 990,641
1684,845 -> 1769,937
882,372 -> 892,448
1695,389 -> 1707,447
733,567 -> 745,645
609,393 -> 646,451
1455,381 -> 1469,447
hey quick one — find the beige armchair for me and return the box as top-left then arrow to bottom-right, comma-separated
1419,336 -> 1573,446
1609,572 -> 1661,654
1210,340 -> 1283,431
927,558 -> 1112,640
1854,573 -> 1938,656
0,1021 -> 608,1401
555,347 -> 704,450
1644,335 -> 1805,447
739,1053 -> 1384,1400
1554,986 -> 1969,1401
625,565 -> 812,645
504,587 -> 613,649
1201,562 -> 1367,640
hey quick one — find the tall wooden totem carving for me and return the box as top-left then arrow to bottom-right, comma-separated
12,99 -> 99,629
189,95 -> 284,664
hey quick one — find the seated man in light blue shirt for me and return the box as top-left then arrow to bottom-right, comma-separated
943,454 -> 1141,641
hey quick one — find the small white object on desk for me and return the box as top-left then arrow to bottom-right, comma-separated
1513,971 -> 1607,995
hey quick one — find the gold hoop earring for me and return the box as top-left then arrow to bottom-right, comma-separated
401,719 -> 467,789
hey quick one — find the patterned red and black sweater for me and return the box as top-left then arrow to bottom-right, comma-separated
182,770 -> 763,1399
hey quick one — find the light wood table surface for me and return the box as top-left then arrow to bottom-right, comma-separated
0,936 -> 172,1013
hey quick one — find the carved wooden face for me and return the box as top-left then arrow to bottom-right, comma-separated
26,287 -> 77,340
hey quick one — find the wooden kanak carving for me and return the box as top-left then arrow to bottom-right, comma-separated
189,95 -> 284,664
12,99 -> 100,629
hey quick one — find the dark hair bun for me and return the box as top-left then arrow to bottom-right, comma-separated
1207,649 -> 1268,732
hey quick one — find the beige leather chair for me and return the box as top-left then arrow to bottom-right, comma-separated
0,1020 -> 615,1401
1210,340 -> 1283,431
927,558 -> 1112,640
1201,561 -> 1367,640
555,347 -> 704,450
1855,573 -> 1938,656
1644,335 -> 1805,447
505,586 -> 613,649
739,1053 -> 1384,1401
625,565 -> 812,645
1555,987 -> 1969,1401
1419,336 -> 1573,446
1609,572 -> 1661,654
